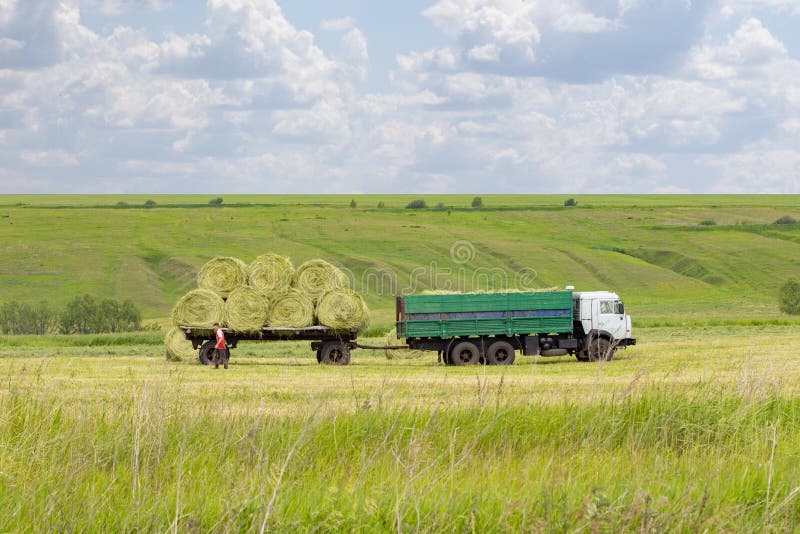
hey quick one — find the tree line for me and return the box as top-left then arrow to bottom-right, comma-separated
0,295 -> 142,335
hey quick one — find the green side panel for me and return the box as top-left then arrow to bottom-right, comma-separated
399,291 -> 574,339
402,317 -> 572,338
403,291 -> 573,314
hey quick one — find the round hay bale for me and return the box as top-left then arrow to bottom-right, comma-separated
316,290 -> 370,331
384,328 -> 427,360
248,254 -> 294,294
197,257 -> 248,298
293,259 -> 349,303
224,287 -> 269,332
267,290 -> 314,328
164,327 -> 196,362
172,289 -> 225,327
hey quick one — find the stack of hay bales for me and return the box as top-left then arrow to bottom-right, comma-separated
164,253 -> 370,361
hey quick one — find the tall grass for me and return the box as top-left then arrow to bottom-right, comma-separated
2,376 -> 799,531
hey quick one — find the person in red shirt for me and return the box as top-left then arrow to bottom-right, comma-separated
212,323 -> 229,369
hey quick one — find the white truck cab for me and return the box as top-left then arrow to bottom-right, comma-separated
572,291 -> 636,360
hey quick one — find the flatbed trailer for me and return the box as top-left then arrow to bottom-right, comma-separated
181,325 -> 360,365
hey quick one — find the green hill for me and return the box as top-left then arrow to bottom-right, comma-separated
1,195 -> 799,328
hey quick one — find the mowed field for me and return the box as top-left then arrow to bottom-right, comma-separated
2,326 -> 800,531
1,195 -> 800,530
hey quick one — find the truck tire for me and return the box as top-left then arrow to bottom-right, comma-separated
449,341 -> 480,366
588,337 -> 614,362
198,340 -> 215,365
485,340 -> 516,365
319,341 -> 351,366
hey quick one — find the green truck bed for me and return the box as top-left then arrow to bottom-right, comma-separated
396,291 -> 574,339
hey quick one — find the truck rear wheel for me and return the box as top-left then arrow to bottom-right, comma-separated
319,341 -> 351,366
198,340 -> 215,365
449,341 -> 480,366
588,337 -> 614,362
485,340 -> 516,365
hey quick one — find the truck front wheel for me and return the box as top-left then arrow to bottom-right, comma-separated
486,340 -> 516,365
449,341 -> 480,365
588,337 -> 614,362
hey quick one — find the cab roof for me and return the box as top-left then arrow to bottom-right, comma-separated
572,291 -> 620,300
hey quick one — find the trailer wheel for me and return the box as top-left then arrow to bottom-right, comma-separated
319,341 -> 350,366
198,340 -> 215,365
588,337 -> 614,362
486,340 -> 516,365
449,341 -> 480,366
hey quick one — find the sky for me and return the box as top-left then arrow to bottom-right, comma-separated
1,0 -> 800,194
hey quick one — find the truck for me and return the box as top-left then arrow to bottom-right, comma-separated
181,288 -> 635,366
395,289 -> 636,365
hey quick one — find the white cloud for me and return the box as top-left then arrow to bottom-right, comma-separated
0,0 -> 94,69
0,0 -> 800,194
423,0 -> 542,66
699,147 -> 800,193
340,28 -> 368,81
720,0 -> 800,17
689,17 -> 787,80
78,0 -> 168,16
320,16 -> 356,32
420,0 -> 708,81
156,0 -> 336,84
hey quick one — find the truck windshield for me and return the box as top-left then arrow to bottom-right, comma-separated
601,301 -> 625,315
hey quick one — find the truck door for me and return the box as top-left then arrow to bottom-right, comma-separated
596,300 -> 626,340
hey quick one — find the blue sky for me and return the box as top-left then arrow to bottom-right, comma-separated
1,0 -> 799,193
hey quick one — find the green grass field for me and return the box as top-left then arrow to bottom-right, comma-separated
1,195 -> 799,530
2,325 -> 800,531
1,195 -> 799,328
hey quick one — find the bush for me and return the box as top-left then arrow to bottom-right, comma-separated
377,201 -> 385,209
0,301 -> 58,335
698,219 -> 716,226
349,199 -> 357,208
774,215 -> 797,225
435,202 -> 446,210
471,196 -> 483,208
144,200 -> 157,208
406,199 -> 427,209
209,197 -> 224,206
564,198 -> 577,207
779,279 -> 800,315
116,201 -> 129,208
60,295 -> 142,334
